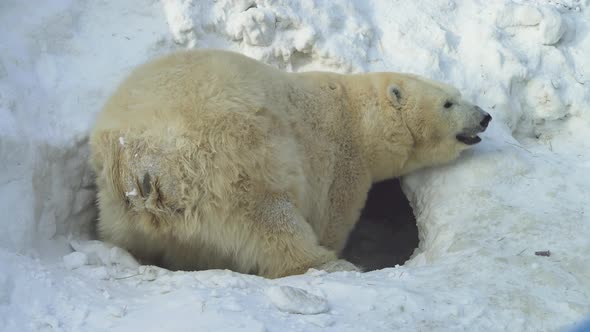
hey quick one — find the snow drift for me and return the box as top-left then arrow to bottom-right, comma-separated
1,0 -> 589,331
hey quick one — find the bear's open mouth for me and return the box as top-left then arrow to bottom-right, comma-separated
456,133 -> 482,145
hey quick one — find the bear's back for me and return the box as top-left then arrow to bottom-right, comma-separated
96,49 -> 288,133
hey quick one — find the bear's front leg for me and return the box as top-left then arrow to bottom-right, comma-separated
250,192 -> 360,278
321,161 -> 372,254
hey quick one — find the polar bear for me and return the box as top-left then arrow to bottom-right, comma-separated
90,49 -> 491,278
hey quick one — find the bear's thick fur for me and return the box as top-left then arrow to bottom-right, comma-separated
90,49 -> 490,278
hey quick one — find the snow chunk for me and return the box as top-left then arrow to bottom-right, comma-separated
138,265 -> 159,281
496,4 -> 543,28
226,8 -> 277,46
539,8 -> 567,45
162,0 -> 197,47
107,305 -> 127,318
69,240 -> 140,269
63,251 -> 88,269
524,78 -> 567,121
266,286 -> 329,315
125,188 -> 137,197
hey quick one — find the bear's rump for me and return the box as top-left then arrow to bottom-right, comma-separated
95,109 -> 305,237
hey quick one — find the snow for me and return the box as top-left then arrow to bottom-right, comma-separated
1,0 -> 589,331
266,286 -> 330,315
124,188 -> 137,197
62,252 -> 88,270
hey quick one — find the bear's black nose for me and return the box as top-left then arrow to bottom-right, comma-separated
480,113 -> 492,128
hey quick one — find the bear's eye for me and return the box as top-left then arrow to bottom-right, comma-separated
444,101 -> 453,108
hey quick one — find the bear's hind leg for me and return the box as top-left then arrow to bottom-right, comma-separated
249,193 -> 360,278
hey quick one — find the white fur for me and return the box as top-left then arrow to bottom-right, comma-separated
90,49 -> 486,278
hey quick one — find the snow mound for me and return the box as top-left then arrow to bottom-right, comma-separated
166,0 -> 375,72
1,0 -> 589,331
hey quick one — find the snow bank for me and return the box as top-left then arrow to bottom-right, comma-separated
1,0 -> 589,331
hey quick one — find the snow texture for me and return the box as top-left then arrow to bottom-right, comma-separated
1,0 -> 590,331
266,286 -> 330,315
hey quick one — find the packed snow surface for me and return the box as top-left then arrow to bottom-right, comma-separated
1,0 -> 590,331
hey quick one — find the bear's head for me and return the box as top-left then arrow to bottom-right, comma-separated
364,73 -> 491,179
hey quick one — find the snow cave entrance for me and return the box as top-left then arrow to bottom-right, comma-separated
342,178 -> 418,271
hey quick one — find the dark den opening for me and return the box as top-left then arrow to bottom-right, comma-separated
342,178 -> 418,271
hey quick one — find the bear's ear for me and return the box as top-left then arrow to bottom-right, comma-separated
388,84 -> 402,106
